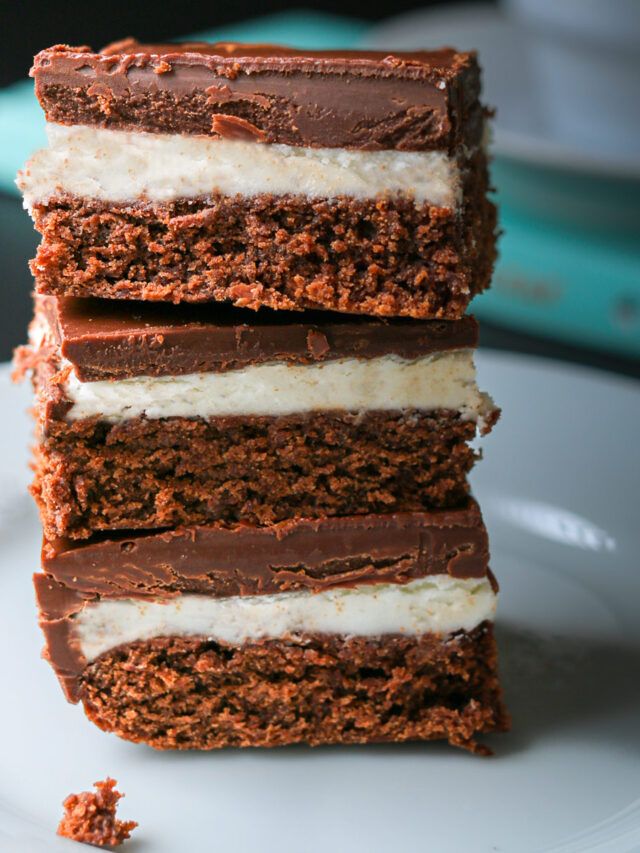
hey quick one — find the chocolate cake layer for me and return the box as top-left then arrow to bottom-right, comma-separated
32,42 -> 483,152
39,295 -> 478,381
38,500 -> 490,598
75,627 -> 509,753
34,410 -> 479,540
29,151 -> 496,317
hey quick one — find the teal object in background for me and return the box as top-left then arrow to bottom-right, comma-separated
475,157 -> 640,358
1,10 -> 638,359
476,205 -> 640,358
0,80 -> 47,195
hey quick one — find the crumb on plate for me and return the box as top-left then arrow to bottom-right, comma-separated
57,777 -> 137,846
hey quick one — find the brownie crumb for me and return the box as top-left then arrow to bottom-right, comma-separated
57,778 -> 137,847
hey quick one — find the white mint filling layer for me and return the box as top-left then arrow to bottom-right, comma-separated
19,123 -> 462,208
63,350 -> 495,427
75,575 -> 497,661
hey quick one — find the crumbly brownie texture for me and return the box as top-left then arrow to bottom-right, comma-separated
30,153 -> 496,318
33,409 -> 478,540
57,777 -> 137,847
78,624 -> 508,753
32,42 -> 484,152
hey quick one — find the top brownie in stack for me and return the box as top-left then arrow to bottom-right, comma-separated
20,41 -> 496,318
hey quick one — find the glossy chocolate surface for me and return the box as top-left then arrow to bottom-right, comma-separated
40,296 -> 478,380
41,501 -> 490,598
32,41 -> 482,151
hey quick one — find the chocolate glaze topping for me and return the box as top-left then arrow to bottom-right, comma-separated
39,296 -> 478,381
35,502 -> 492,701
41,501 -> 490,598
32,41 -> 483,151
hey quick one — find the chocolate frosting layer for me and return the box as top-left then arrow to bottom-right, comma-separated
39,296 -> 478,381
32,41 -> 482,151
42,501 -> 490,598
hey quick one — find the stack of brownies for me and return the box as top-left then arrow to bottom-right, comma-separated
16,40 -> 509,752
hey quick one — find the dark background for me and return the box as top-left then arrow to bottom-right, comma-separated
1,0 -> 472,86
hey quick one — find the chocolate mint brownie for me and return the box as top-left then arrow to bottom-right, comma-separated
20,296 -> 498,540
36,502 -> 509,752
19,42 -> 497,318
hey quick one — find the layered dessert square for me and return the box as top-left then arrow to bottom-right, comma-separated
16,36 -> 509,756
35,501 -> 509,752
18,296 -> 498,540
20,41 -> 497,319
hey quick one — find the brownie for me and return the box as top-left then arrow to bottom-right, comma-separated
35,501 -> 493,699
22,296 -> 497,540
22,40 -> 497,317
34,503 -> 507,753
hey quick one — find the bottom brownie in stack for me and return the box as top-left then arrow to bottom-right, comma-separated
35,501 -> 509,753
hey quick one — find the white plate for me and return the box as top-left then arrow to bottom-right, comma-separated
1,353 -> 639,853
365,4 -> 640,180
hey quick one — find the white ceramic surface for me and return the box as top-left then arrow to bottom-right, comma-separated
1,352 -> 639,853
